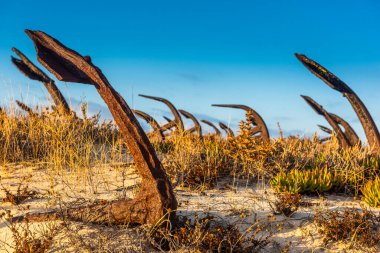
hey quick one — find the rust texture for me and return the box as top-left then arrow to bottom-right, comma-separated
200,119 -> 221,138
219,122 -> 234,138
11,48 -> 71,116
139,95 -> 184,133
301,95 -> 350,148
16,100 -> 37,117
296,54 -> 380,155
19,30 -> 177,226
133,109 -> 164,141
212,104 -> 270,143
179,109 -> 202,138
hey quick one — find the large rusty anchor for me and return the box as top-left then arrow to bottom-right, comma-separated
179,109 -> 202,138
139,95 -> 184,134
212,104 -> 270,143
11,48 -> 71,116
200,119 -> 221,138
296,54 -> 380,155
14,30 -> 177,226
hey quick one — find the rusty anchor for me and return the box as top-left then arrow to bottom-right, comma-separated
296,54 -> 380,155
200,119 -> 221,138
14,30 -> 177,226
133,109 -> 165,141
179,109 -> 202,138
212,104 -> 270,143
218,122 -> 234,138
139,95 -> 184,134
301,95 -> 350,148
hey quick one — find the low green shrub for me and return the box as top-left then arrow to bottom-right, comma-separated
362,176 -> 380,207
270,166 -> 344,194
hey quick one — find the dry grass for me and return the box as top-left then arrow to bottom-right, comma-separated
0,100 -> 380,251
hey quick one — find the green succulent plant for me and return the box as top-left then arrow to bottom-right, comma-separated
362,176 -> 380,207
270,166 -> 344,194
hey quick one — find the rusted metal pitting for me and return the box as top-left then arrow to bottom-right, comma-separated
139,94 -> 184,134
133,109 -> 164,141
296,54 -> 380,155
16,29 -> 177,226
200,119 -> 221,138
301,95 -> 350,148
218,122 -> 234,138
11,48 -> 71,116
212,104 -> 270,143
179,109 -> 202,138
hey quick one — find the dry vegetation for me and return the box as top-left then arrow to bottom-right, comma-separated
0,103 -> 379,252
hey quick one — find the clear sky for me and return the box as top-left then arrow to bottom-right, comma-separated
1,0 -> 380,140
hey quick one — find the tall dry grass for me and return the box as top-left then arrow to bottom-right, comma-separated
0,101 -> 378,195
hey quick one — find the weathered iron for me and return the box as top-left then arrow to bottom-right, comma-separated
212,104 -> 270,143
219,122 -> 234,138
16,30 -> 177,226
179,109 -> 202,138
296,54 -> 380,155
16,100 -> 37,117
200,119 -> 221,138
133,109 -> 165,141
139,95 -> 184,133
11,48 -> 71,116
301,95 -> 350,148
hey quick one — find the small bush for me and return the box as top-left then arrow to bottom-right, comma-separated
149,214 -> 272,252
269,192 -> 301,217
1,210 -> 60,253
314,208 -> 380,248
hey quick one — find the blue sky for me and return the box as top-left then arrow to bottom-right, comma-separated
1,1 -> 380,140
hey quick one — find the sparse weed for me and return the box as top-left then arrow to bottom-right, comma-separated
269,192 -> 301,217
149,213 -> 272,252
0,210 -> 60,253
314,207 -> 380,249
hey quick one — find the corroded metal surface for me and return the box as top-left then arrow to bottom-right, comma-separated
133,109 -> 164,141
296,54 -> 380,154
179,109 -> 202,138
19,30 -> 177,226
11,48 -> 71,116
301,95 -> 350,148
200,119 -> 221,138
212,104 -> 270,143
139,95 -> 184,133
219,122 -> 234,138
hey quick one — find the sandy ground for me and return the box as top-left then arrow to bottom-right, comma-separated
0,163 -> 379,252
